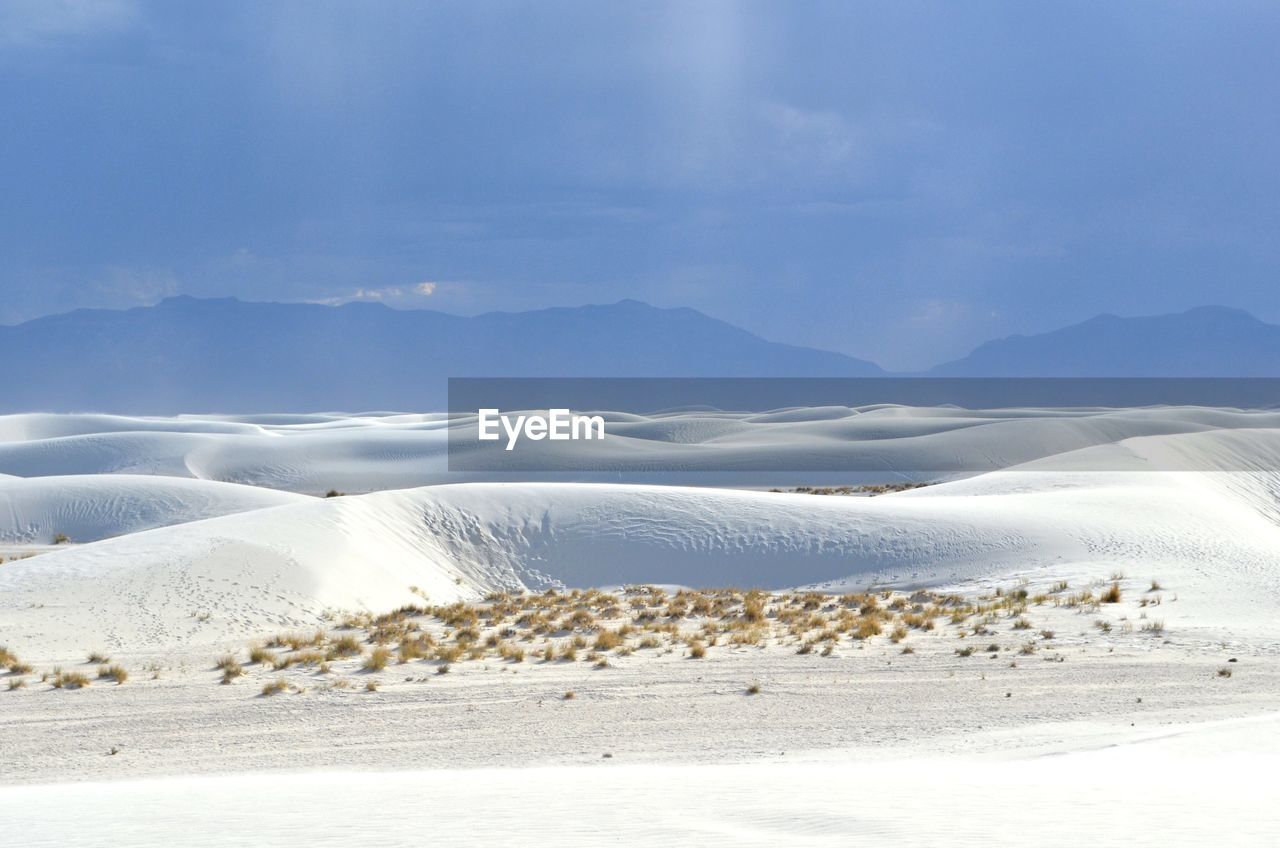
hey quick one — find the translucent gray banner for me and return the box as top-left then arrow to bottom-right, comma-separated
447,378 -> 1280,474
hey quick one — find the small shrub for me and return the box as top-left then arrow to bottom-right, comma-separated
593,630 -> 624,651
434,644 -> 463,664
955,646 -> 975,657
7,677 -> 26,691
363,647 -> 391,671
330,635 -> 363,658
292,650 -> 327,667
215,655 -> 241,673
261,678 -> 289,696
53,533 -> 71,544
1217,667 -> 1233,678
746,683 -> 761,695
687,641 -> 707,659
1100,583 -> 1122,604
98,664 -> 129,684
563,690 -> 576,700
87,651 -> 111,664
365,679 -> 379,691
54,671 -> 91,689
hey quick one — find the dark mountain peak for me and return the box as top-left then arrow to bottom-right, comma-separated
933,305 -> 1279,376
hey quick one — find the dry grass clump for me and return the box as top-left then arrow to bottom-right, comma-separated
593,629 -> 625,651
53,670 -> 91,689
291,650 -> 327,667
261,678 -> 289,696
362,646 -> 391,672
86,651 -> 111,664
7,677 -> 27,691
687,640 -> 707,659
1100,582 -> 1123,604
435,644 -> 463,664
329,634 -> 363,657
97,664 -> 129,684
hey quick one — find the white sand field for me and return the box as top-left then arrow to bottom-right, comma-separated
1,409 -> 1278,845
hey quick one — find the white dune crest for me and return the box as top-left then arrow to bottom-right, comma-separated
0,474 -> 308,546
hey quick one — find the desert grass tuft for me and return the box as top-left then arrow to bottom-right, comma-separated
53,670 -> 91,689
362,646 -> 391,671
261,678 -> 289,696
97,664 -> 129,684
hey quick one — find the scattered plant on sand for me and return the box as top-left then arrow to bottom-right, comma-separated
261,678 -> 289,696
97,664 -> 129,684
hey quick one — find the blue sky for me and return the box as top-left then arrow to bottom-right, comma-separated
2,1 -> 1278,369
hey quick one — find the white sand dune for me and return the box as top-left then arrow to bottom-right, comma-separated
2,407 -> 1279,492
4,426 -> 1279,658
0,474 -> 308,544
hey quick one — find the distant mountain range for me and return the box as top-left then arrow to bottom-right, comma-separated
0,296 -> 881,413
929,305 -> 1280,376
1,299 -> 1276,413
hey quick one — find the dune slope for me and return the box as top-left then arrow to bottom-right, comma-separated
3,427 -> 1279,658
